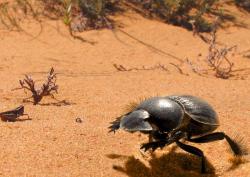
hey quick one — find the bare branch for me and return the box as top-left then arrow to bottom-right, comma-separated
205,18 -> 236,79
169,63 -> 188,75
17,67 -> 58,105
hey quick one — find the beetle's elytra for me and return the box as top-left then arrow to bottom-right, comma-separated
109,95 -> 246,173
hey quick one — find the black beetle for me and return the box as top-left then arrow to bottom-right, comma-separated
0,105 -> 29,122
109,95 -> 245,173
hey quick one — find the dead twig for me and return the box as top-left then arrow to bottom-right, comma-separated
185,58 -> 205,76
169,62 -> 188,76
113,63 -> 169,72
15,67 -> 58,105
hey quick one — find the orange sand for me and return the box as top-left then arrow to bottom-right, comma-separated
0,6 -> 249,177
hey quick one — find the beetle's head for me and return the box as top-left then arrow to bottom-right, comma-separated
119,109 -> 153,132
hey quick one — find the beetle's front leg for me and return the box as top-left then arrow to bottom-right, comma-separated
140,131 -> 185,152
140,140 -> 167,152
142,131 -> 169,151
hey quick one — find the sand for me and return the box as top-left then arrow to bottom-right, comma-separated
0,5 -> 250,177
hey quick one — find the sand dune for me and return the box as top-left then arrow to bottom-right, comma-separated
0,6 -> 249,177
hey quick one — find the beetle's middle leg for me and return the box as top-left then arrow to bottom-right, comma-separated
187,132 -> 247,156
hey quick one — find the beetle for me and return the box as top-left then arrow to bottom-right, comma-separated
109,95 -> 245,173
0,105 -> 29,122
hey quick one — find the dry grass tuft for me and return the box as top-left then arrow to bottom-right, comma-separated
0,0 -> 248,34
235,0 -> 250,11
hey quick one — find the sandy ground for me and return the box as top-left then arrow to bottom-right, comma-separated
0,5 -> 250,177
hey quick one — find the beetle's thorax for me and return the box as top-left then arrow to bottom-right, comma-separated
136,97 -> 187,132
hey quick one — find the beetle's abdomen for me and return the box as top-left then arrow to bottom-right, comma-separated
136,97 -> 185,132
187,119 -> 218,136
168,95 -> 219,126
167,95 -> 219,136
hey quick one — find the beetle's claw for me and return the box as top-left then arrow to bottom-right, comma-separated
140,144 -> 148,152
140,141 -> 166,152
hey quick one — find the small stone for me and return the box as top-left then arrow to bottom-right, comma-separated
75,117 -> 83,123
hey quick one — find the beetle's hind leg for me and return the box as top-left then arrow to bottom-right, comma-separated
187,132 -> 247,156
176,140 -> 206,173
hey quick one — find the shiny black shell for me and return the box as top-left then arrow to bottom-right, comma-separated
135,95 -> 219,135
167,95 -> 219,135
167,95 -> 219,125
135,97 -> 185,132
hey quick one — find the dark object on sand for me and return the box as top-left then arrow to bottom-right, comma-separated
109,95 -> 246,173
76,117 -> 83,123
0,105 -> 29,122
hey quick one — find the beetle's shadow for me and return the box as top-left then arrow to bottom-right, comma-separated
108,152 -> 217,177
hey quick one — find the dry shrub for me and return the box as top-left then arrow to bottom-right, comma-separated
0,0 -> 118,31
0,1 -> 23,30
235,0 -> 250,11
206,18 -> 237,79
185,17 -> 242,79
0,0 -> 248,32
126,0 -> 219,32
16,67 -> 58,105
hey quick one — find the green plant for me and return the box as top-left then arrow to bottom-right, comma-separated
62,0 -> 72,25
